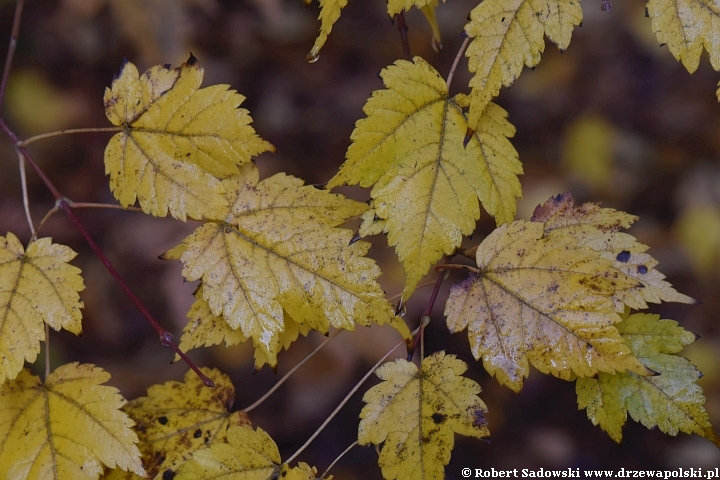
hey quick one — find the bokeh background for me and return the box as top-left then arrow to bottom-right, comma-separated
1,0 -> 719,477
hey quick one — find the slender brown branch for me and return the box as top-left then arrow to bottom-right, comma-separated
44,323 -> 50,380
19,127 -> 123,147
446,36 -> 470,90
0,0 -> 25,112
435,262 -> 480,273
243,330 -> 343,413
0,118 -> 215,387
284,340 -> 405,465
17,149 -> 35,238
319,440 -> 358,479
66,201 -> 143,212
395,12 -> 411,60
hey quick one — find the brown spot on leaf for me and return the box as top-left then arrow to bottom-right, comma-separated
637,265 -> 648,274
616,250 -> 631,263
158,416 -> 168,425
432,413 -> 445,424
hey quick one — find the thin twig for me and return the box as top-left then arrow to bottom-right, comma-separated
446,36 -> 470,90
408,266 -> 448,361
0,0 -> 25,112
17,149 -> 35,238
319,440 -> 358,479
435,263 -> 479,273
0,118 -> 215,387
284,340 -> 405,465
395,12 -> 411,60
243,330 -> 343,413
66,200 -> 143,212
44,323 -> 50,380
34,202 -> 60,237
19,127 -> 123,147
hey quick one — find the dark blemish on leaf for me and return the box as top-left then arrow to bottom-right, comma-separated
193,429 -> 202,438
637,265 -> 648,274
616,250 -> 631,263
645,7 -> 649,16
432,413 -> 445,424
187,52 -> 198,66
158,416 -> 168,425
163,469 -> 176,480
163,63 -> 171,69
463,127 -> 473,148
348,233 -> 362,246
501,16 -> 505,22
461,30 -> 468,38
659,43 -> 666,48
472,408 -> 487,428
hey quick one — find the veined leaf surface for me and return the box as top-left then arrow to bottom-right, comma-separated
177,286 -> 312,370
577,313 -> 720,447
358,352 -> 489,480
464,0 -> 582,128
172,166 -> 410,363
0,363 -> 144,480
647,0 -> 720,73
0,233 -> 84,384
328,57 -> 522,300
121,368 -> 250,479
532,192 -> 695,310
103,58 -> 273,220
444,220 -> 648,392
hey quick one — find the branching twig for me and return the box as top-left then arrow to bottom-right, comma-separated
243,330 -> 343,413
0,118 -> 215,387
284,339 -> 405,465
19,126 -> 123,147
0,0 -> 25,112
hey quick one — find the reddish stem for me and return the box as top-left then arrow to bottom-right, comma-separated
0,118 -> 214,387
407,263 -> 447,361
0,0 -> 24,112
395,12 -> 411,60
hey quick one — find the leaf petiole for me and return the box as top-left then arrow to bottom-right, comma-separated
18,126 -> 124,147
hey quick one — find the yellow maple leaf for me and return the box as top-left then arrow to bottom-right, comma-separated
444,220 -> 649,392
171,167 -> 411,361
121,367 -> 250,479
358,351 -> 489,480
464,0 -> 582,128
103,57 -> 274,221
0,363 -> 144,480
175,425 -> 327,480
177,286 -> 313,369
307,0 -> 348,62
328,57 -> 522,300
577,313 -> 720,447
0,233 -> 84,384
647,0 -> 720,73
532,192 -> 695,309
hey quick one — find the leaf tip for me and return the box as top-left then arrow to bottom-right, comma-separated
186,52 -> 198,66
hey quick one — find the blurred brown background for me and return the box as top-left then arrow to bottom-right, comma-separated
1,0 -> 719,477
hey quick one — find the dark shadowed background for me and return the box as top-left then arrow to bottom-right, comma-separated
1,0 -> 719,477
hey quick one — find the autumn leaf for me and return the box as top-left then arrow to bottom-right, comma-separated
577,313 -> 720,447
103,57 -> 274,221
177,286 -> 312,370
444,220 -> 649,392
419,0 -> 443,52
464,0 -> 582,128
358,351 -> 489,480
0,363 -> 144,480
121,367 -> 250,479
175,425 -> 327,480
328,57 -> 522,300
170,165 -> 411,363
0,233 -> 84,384
532,192 -> 695,310
646,0 -> 720,74
307,0 -> 348,62
387,0 -> 441,16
